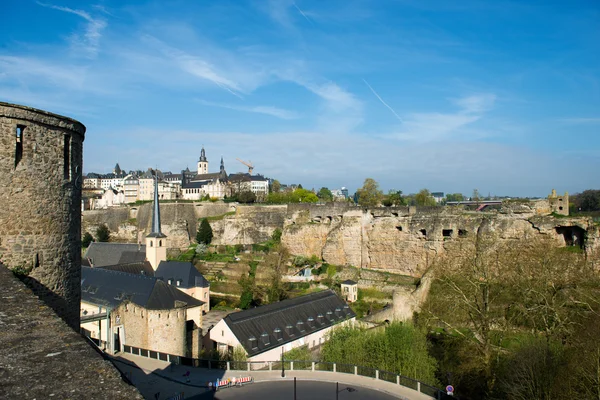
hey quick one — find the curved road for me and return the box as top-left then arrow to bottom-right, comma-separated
188,380 -> 401,399
111,352 -> 431,400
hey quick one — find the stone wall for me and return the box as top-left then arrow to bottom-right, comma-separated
210,205 -> 287,245
0,102 -> 85,329
0,265 -> 142,399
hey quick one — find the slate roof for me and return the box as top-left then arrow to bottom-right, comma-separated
81,267 -> 204,310
223,290 -> 355,357
101,261 -> 155,277
155,261 -> 210,289
84,243 -> 146,268
341,280 -> 357,285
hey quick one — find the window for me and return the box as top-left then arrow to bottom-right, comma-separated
296,321 -> 305,333
159,240 -> 162,246
150,241 -> 153,247
221,330 -> 224,337
168,279 -> 172,285
261,332 -> 270,346
274,328 -> 282,341
15,125 -> 24,168
176,280 -> 181,287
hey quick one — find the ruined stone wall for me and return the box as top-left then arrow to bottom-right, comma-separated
211,205 -> 287,245
114,302 -> 187,356
0,102 -> 85,329
282,206 -> 598,277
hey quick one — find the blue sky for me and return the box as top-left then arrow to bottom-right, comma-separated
1,0 -> 599,196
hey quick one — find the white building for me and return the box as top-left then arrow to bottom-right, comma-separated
209,290 -> 355,367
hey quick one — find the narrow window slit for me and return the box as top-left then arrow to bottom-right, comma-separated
15,125 -> 25,168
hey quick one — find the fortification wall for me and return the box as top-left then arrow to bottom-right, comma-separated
0,102 -> 85,329
115,302 -> 187,356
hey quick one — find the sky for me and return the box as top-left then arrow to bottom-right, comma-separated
1,0 -> 599,197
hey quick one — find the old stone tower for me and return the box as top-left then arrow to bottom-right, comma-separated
0,102 -> 85,329
197,146 -> 208,174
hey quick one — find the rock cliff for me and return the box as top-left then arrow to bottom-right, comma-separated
82,202 -> 599,276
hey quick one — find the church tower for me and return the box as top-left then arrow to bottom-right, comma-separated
197,147 -> 208,175
146,172 -> 167,270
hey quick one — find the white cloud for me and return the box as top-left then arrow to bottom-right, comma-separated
36,2 -> 107,58
196,99 -> 299,119
84,126 -> 599,197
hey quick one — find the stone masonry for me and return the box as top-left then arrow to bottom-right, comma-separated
0,102 -> 85,329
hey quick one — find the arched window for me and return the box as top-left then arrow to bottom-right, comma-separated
159,240 -> 162,246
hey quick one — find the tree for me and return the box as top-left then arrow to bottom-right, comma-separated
317,187 -> 333,202
237,191 -> 256,204
414,189 -> 436,206
383,190 -> 405,206
290,188 -> 318,203
356,178 -> 383,207
82,232 -> 94,248
196,218 -> 213,245
446,193 -> 464,202
572,189 -> 600,212
321,322 -> 439,386
271,179 -> 281,193
96,224 -> 110,242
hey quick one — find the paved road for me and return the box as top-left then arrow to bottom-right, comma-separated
187,380 -> 401,399
110,352 -> 433,400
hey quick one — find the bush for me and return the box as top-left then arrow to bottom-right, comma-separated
96,224 -> 110,242
237,191 -> 256,204
82,232 -> 94,248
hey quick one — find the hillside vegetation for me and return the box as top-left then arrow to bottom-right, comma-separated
419,235 -> 600,399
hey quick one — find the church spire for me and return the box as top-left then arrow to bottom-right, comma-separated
199,146 -> 207,162
220,156 -> 224,172
148,171 -> 166,238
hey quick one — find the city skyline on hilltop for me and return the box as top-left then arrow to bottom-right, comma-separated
1,0 -> 598,196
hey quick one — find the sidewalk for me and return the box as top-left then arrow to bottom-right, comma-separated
112,352 -> 434,400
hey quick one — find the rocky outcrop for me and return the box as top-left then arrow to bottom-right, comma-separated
83,202 -> 599,276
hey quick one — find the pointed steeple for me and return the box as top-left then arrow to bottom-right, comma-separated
199,146 -> 207,162
147,172 -> 166,238
220,156 -> 225,172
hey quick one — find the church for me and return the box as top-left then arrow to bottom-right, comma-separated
80,174 -> 211,357
181,147 -> 229,200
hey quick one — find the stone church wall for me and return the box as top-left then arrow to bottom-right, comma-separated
0,102 -> 85,329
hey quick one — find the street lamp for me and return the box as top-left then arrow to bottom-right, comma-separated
281,347 -> 285,378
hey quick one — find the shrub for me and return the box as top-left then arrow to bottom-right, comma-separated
82,232 -> 94,248
96,224 -> 110,242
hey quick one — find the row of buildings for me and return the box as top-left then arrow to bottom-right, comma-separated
83,148 -> 270,207
80,176 -> 356,364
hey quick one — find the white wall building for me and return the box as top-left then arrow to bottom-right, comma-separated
209,290 -> 355,368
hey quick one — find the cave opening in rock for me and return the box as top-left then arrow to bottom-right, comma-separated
396,226 -> 403,231
458,229 -> 468,237
555,226 -> 586,248
420,229 -> 427,236
443,229 -> 453,238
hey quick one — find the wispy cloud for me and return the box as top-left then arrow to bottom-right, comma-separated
362,79 -> 403,122
389,93 -> 496,142
37,2 -> 106,58
196,99 -> 299,119
141,35 -> 244,98
452,93 -> 496,114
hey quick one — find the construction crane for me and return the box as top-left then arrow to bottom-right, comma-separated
236,158 -> 254,174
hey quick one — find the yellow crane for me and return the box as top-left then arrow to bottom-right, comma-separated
236,158 -> 254,174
